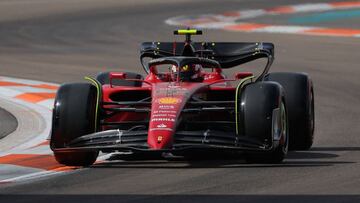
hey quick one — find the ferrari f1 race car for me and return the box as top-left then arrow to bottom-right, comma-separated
50,29 -> 315,166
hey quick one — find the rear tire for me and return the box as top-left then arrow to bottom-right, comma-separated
265,72 -> 314,150
96,71 -> 143,87
50,83 -> 99,166
238,82 -> 289,164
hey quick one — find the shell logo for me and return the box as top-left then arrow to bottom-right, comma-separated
157,97 -> 181,104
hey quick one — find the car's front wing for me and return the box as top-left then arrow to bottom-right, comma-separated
51,129 -> 276,153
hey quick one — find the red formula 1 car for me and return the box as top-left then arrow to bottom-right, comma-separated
50,29 -> 315,166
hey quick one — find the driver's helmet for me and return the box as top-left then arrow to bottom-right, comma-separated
171,64 -> 202,81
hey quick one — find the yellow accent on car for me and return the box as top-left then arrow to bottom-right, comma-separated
158,97 -> 181,104
177,29 -> 198,35
84,76 -> 101,131
235,76 -> 255,135
182,65 -> 189,71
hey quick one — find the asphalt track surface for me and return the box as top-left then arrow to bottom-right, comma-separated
0,0 -> 360,202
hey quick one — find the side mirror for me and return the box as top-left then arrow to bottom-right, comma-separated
109,72 -> 126,87
235,72 -> 253,80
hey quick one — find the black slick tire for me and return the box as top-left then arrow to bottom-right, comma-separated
50,83 -> 99,166
265,72 -> 314,150
238,81 -> 289,163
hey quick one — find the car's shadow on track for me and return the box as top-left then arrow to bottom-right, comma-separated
310,146 -> 360,151
91,147 -> 355,169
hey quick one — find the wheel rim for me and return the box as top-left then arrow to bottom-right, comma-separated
280,101 -> 288,153
309,89 -> 315,135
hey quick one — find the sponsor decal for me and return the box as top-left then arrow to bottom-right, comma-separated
157,97 -> 181,104
155,87 -> 188,96
152,114 -> 167,117
157,123 -> 167,128
152,114 -> 176,118
153,110 -> 176,114
150,128 -> 173,132
167,85 -> 181,88
159,105 -> 175,109
204,74 -> 216,80
158,110 -> 176,114
151,118 -> 175,122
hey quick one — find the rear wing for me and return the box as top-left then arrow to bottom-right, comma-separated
140,42 -> 274,79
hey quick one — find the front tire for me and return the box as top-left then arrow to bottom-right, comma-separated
245,101 -> 289,163
50,83 -> 99,166
238,82 -> 289,163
